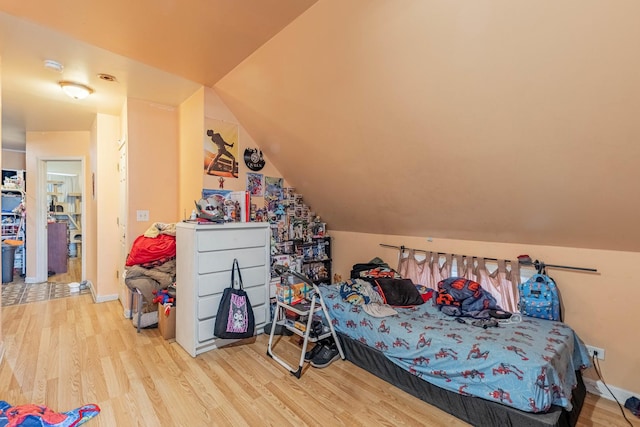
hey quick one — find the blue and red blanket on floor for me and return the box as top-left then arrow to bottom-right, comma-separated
0,401 -> 99,427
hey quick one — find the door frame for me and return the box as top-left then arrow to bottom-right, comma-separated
35,157 -> 85,283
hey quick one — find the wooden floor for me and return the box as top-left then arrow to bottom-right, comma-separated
48,256 -> 82,283
5,256 -> 82,285
0,296 -> 638,427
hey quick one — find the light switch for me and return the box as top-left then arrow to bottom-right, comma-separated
136,210 -> 149,221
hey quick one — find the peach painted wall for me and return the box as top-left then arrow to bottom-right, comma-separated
178,87 -> 205,218
117,101 -> 128,305
205,87 -> 289,192
330,230 -> 640,395
1,150 -> 25,170
25,131 -> 91,281
126,98 -> 179,240
94,114 -> 121,298
87,119 -> 98,291
178,87 -> 288,218
215,0 -> 640,254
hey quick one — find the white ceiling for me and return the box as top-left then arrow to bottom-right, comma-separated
0,1 -> 316,150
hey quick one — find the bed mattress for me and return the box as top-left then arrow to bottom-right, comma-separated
317,284 -> 590,415
338,332 -> 586,427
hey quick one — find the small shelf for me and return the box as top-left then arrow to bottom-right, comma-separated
279,318 -> 333,342
295,236 -> 331,285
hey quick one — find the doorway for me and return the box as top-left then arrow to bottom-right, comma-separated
44,160 -> 84,283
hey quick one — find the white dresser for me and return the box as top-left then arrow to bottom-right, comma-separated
175,221 -> 271,357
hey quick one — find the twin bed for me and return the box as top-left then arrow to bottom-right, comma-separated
314,281 -> 590,427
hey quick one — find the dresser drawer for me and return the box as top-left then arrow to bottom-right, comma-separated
198,265 -> 267,297
196,227 -> 266,252
197,247 -> 265,275
198,303 -> 267,343
198,285 -> 267,320
175,222 -> 271,356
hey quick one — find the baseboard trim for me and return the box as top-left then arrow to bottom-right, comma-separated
87,281 -> 119,303
94,293 -> 119,303
584,377 -> 637,404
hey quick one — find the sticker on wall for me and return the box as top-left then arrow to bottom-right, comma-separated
243,148 -> 265,171
204,118 -> 239,178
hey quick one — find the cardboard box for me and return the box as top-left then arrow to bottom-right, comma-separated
158,303 -> 176,340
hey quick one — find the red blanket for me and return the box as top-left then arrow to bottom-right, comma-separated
125,234 -> 176,266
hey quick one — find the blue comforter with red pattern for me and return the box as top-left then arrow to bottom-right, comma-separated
318,284 -> 590,413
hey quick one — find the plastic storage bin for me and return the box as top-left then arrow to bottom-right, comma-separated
2,244 -> 17,283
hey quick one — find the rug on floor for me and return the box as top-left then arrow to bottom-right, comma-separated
1,282 -> 90,307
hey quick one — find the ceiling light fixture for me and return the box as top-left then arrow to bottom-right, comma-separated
59,81 -> 94,100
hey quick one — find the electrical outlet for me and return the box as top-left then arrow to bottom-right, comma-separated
136,210 -> 149,221
585,345 -> 605,360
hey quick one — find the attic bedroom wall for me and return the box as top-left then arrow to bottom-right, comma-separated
177,87 -> 289,218
126,98 -> 179,240
211,1 -> 640,397
214,0 -> 640,253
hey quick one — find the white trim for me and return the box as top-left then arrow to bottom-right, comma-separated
94,294 -> 119,303
584,377 -> 637,404
86,280 -> 118,303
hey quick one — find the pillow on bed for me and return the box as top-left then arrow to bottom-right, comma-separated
374,278 -> 424,307
415,285 -> 435,303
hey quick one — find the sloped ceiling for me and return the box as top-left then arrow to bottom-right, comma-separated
2,1 -> 639,252
0,0 -> 317,148
0,0 -> 317,87
214,0 -> 640,252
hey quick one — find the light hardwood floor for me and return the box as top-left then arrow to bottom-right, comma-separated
0,295 -> 637,427
48,256 -> 82,284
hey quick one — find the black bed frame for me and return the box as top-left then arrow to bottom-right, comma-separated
338,333 -> 586,427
